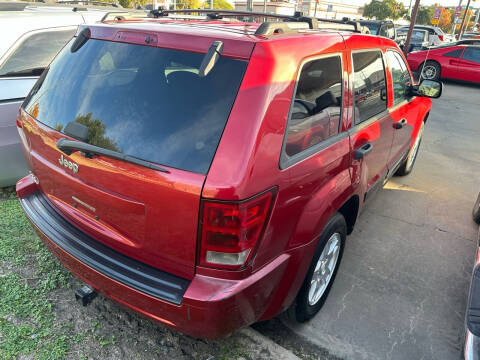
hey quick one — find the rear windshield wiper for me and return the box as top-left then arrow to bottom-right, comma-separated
0,67 -> 45,78
56,138 -> 169,173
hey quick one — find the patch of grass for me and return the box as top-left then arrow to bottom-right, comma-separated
218,341 -> 250,360
0,197 -> 39,265
0,186 -> 16,201
0,199 -> 73,359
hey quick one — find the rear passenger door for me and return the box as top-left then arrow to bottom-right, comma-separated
348,49 -> 394,201
281,53 -> 352,233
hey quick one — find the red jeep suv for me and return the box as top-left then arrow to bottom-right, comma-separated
15,10 -> 442,338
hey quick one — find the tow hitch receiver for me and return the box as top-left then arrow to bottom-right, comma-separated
75,285 -> 97,306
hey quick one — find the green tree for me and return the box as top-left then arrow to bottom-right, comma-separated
202,0 -> 233,9
118,0 -> 149,8
416,6 -> 435,25
74,113 -> 120,152
363,0 -> 406,20
176,0 -> 200,9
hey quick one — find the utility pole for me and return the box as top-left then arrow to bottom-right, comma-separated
458,0 -> 472,39
210,0 -> 213,9
247,0 -> 252,11
403,0 -> 421,56
473,9 -> 480,31
263,0 -> 266,14
452,0 -> 463,35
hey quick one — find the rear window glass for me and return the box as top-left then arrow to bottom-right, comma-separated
23,38 -> 247,174
360,23 -> 379,35
352,51 -> 387,123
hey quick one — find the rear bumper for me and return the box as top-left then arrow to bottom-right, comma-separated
465,329 -> 480,360
18,181 -> 289,338
464,228 -> 480,360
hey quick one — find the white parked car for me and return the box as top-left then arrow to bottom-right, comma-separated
0,5 -> 112,187
398,25 -> 453,46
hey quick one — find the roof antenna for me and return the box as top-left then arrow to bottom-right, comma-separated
198,41 -> 224,77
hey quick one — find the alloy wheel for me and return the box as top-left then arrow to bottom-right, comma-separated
308,233 -> 341,306
422,65 -> 437,80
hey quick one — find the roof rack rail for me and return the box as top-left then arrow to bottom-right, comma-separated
150,8 -> 294,21
102,8 -> 368,35
56,0 -> 121,7
150,9 -> 367,35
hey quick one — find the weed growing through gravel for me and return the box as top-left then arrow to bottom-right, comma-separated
0,190 -> 74,359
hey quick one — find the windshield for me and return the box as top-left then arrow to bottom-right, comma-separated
23,38 -> 247,174
362,23 -> 380,35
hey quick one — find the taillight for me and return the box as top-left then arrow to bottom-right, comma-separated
199,189 -> 275,270
438,35 -> 444,41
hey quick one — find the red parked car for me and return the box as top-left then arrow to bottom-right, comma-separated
407,44 -> 480,83
15,10 -> 442,338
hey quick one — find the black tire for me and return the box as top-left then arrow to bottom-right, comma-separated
473,193 -> 480,224
294,213 -> 346,323
420,61 -> 441,81
396,121 -> 425,176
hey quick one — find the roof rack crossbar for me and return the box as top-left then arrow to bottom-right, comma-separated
101,10 -> 148,22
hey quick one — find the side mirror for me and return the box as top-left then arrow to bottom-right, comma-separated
411,79 -> 442,99
380,88 -> 387,101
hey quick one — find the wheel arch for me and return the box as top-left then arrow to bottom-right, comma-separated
337,195 -> 360,235
423,111 -> 430,123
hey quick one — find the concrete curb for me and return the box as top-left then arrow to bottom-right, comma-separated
237,327 -> 301,360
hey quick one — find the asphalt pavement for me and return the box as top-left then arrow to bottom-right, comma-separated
277,82 -> 480,360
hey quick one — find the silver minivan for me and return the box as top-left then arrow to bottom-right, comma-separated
0,6 -> 109,186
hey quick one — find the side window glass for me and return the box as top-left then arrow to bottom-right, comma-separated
0,29 -> 75,77
352,51 -> 387,124
443,49 -> 463,58
386,25 -> 395,39
463,48 -> 480,64
378,26 -> 387,37
387,51 -> 412,106
412,30 -> 426,42
285,56 -> 343,157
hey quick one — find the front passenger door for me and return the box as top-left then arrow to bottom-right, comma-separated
385,50 -> 418,171
455,47 -> 480,83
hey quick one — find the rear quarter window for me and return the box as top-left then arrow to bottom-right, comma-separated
282,54 -> 343,163
23,38 -> 248,174
443,48 -> 463,58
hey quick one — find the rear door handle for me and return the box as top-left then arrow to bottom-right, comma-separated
394,118 -> 407,129
354,142 -> 373,160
